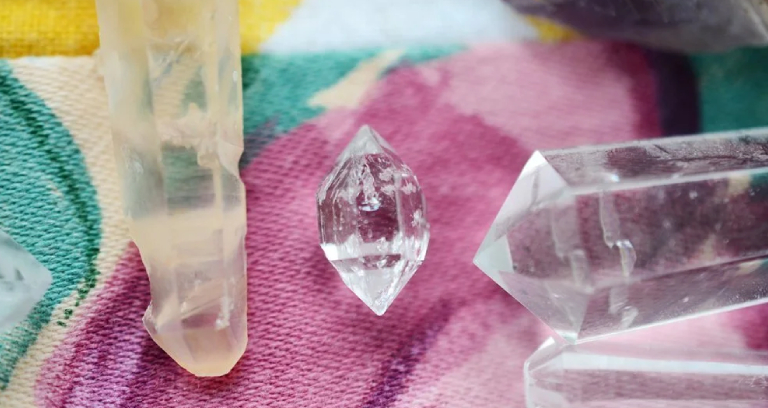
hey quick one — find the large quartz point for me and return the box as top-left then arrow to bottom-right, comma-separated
505,0 -> 768,53
317,126 -> 429,315
0,230 -> 52,332
96,0 -> 248,376
475,128 -> 768,343
526,337 -> 768,408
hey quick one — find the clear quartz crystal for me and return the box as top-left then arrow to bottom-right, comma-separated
317,126 -> 429,315
504,0 -> 768,52
475,128 -> 768,343
526,337 -> 768,408
95,0 -> 247,376
0,230 -> 52,332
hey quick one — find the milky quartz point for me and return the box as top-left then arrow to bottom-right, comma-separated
0,230 -> 52,332
475,128 -> 768,343
526,338 -> 768,408
96,0 -> 247,376
317,126 -> 429,315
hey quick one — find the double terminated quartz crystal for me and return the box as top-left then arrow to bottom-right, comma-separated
526,338 -> 768,407
475,128 -> 768,343
0,230 -> 52,332
96,0 -> 247,376
318,126 -> 429,315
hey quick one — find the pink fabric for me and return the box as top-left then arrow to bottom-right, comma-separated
37,43 -> 670,407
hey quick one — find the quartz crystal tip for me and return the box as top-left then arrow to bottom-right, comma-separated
317,126 -> 429,315
142,266 -> 248,378
0,230 -> 52,332
526,337 -> 768,407
475,129 -> 768,343
95,0 -> 248,376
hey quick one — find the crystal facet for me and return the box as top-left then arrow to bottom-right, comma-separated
526,337 -> 768,408
317,126 -> 429,315
505,0 -> 768,52
0,230 -> 52,332
96,0 -> 247,376
475,129 -> 768,343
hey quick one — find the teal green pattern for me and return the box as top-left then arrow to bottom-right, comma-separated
692,47 -> 768,132
0,61 -> 101,389
241,50 -> 379,137
238,48 -> 459,166
398,46 -> 464,69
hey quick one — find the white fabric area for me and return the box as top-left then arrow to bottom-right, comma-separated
261,0 -> 536,52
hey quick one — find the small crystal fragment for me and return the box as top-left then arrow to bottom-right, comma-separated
95,0 -> 247,376
317,126 -> 429,315
526,337 -> 768,408
0,230 -> 51,332
475,129 -> 768,342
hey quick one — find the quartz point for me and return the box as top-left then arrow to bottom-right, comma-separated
504,0 -> 768,53
526,337 -> 768,408
0,230 -> 52,332
475,128 -> 768,343
95,0 -> 248,376
317,126 -> 429,315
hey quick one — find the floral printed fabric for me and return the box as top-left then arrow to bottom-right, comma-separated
2,38 -> 768,407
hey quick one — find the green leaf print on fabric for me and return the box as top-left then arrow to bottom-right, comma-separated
0,61 -> 101,389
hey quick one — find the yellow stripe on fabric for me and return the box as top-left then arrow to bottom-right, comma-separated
525,16 -> 581,42
0,0 -> 301,58
0,0 -> 100,58
241,0 -> 303,54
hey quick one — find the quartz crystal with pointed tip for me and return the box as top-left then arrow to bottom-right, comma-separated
95,0 -> 247,376
317,126 -> 429,315
505,0 -> 768,53
475,128 -> 768,343
526,337 -> 768,408
0,230 -> 52,332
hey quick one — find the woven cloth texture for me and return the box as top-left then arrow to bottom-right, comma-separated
0,0 -> 300,57
3,2 -> 768,407
0,0 -> 585,58
1,40 -> 768,407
